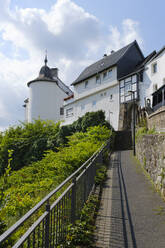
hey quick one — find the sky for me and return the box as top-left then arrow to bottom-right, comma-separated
0,0 -> 164,131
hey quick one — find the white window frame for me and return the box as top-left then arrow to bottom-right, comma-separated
96,75 -> 101,84
66,108 -> 73,117
103,71 -> 108,80
108,69 -> 112,77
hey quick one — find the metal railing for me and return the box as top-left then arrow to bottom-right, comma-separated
0,140 -> 110,247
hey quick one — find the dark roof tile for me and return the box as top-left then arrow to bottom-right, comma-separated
72,41 -> 136,85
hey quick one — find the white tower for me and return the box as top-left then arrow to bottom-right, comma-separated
25,55 -> 73,123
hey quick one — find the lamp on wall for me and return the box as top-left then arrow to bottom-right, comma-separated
128,90 -> 136,156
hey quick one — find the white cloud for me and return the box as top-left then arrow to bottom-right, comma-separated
0,0 -> 144,131
106,19 -> 143,53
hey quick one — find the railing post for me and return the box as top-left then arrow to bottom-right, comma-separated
71,177 -> 76,224
84,168 -> 87,203
45,200 -> 50,248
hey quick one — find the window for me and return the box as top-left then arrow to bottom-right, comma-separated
110,94 -> 113,100
132,84 -> 137,91
125,77 -> 131,83
121,96 -> 124,103
120,87 -> 124,96
66,108 -> 73,117
120,80 -> 124,87
132,75 -> 137,83
103,72 -> 108,80
139,72 -> 143,82
96,75 -> 101,84
119,75 -> 138,103
85,81 -> 88,88
60,107 -> 64,115
92,100 -> 96,106
152,63 -> 157,73
81,105 -> 84,111
125,83 -> 132,93
104,92 -> 107,96
108,69 -> 112,77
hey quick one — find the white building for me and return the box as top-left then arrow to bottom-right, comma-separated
24,42 -> 165,130
64,41 -> 145,130
24,56 -> 73,123
142,47 -> 165,111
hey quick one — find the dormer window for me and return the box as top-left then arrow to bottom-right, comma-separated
96,75 -> 101,84
152,62 -> 157,74
85,81 -> 88,88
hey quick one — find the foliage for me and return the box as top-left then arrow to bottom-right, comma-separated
0,150 -> 14,247
136,126 -> 156,141
72,110 -> 112,132
0,111 -> 112,175
0,120 -> 60,174
60,163 -> 108,248
95,165 -> 107,185
56,110 -> 113,146
63,195 -> 99,248
137,117 -> 147,128
0,126 -> 111,230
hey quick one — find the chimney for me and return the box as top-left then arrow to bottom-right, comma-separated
103,54 -> 107,57
111,50 -> 115,54
51,68 -> 58,78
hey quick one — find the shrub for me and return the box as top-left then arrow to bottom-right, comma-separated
0,126 -> 112,229
0,120 -> 60,174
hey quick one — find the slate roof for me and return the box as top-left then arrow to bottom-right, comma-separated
27,63 -> 73,96
72,41 -> 139,85
118,50 -> 156,80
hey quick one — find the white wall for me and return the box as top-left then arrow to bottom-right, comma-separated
28,80 -> 67,122
143,50 -> 165,107
74,66 -> 117,99
64,84 -> 119,130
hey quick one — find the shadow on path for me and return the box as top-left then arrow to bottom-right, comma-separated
109,152 -> 137,248
94,151 -> 165,248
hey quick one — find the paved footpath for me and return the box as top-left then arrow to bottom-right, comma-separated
94,150 -> 165,248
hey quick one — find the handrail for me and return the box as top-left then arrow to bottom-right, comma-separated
0,139 -> 110,247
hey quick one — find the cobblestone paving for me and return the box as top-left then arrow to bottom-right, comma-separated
94,151 -> 165,248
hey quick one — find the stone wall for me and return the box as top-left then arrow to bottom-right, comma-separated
148,106 -> 165,132
136,134 -> 165,196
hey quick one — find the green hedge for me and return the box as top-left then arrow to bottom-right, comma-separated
0,111 -> 112,175
0,126 -> 112,230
